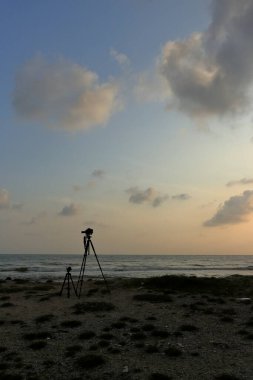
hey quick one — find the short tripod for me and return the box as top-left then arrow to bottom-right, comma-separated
76,228 -> 110,297
59,266 -> 77,298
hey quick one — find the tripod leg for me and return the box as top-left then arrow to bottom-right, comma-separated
67,274 -> 70,298
77,248 -> 88,297
59,274 -> 67,296
90,240 -> 110,293
70,274 -> 78,297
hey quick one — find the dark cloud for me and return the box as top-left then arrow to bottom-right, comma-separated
126,187 -> 156,205
226,178 -> 253,187
13,55 -> 119,131
172,193 -> 191,201
126,187 -> 168,207
204,190 -> 253,227
160,0 -> 253,118
91,169 -> 105,179
152,195 -> 169,207
58,203 -> 80,217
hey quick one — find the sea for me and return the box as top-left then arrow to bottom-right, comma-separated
1,254 -> 253,281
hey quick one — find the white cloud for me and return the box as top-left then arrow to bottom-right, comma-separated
58,203 -> 80,216
134,69 -> 170,103
13,55 -> 120,131
0,189 -> 10,209
110,48 -> 130,67
204,190 -> 253,227
159,0 -> 253,119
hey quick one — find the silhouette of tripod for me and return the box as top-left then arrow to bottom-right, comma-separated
59,266 -> 77,298
76,228 -> 110,297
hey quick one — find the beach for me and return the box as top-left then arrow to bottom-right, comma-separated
1,275 -> 253,380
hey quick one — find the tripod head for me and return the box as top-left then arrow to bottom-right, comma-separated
66,266 -> 72,273
81,228 -> 93,239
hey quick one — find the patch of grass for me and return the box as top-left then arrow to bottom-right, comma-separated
0,374 -> 24,380
220,316 -> 234,323
111,321 -> 126,329
146,316 -> 157,321
131,332 -> 146,340
72,301 -> 115,314
99,333 -> 114,340
0,362 -> 9,370
0,296 -> 10,301
119,315 -> 139,323
78,331 -> 96,340
28,341 -> 47,350
23,331 -> 52,340
88,344 -> 98,351
35,314 -> 55,324
142,324 -> 156,331
151,329 -> 169,338
65,345 -> 83,357
133,293 -> 173,303
76,354 -> 105,369
143,275 -> 253,297
108,347 -> 121,354
10,320 -> 24,325
43,360 -> 55,367
98,340 -> 110,347
0,302 -> 15,307
145,344 -> 159,353
60,320 -> 82,328
179,324 -> 199,332
164,346 -> 183,357
149,374 -> 172,380
214,374 -> 243,380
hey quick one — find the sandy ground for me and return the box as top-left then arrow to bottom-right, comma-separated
1,276 -> 253,380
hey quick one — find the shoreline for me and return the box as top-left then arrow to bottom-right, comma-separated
1,275 -> 253,379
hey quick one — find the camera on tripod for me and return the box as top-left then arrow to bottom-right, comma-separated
81,228 -> 93,237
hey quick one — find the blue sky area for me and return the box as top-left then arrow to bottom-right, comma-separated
2,1 -> 253,255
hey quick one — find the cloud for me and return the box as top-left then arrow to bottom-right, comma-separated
13,55 -> 120,131
127,187 -> 156,205
110,48 -> 130,67
172,193 -> 191,200
22,211 -> 46,225
58,203 -> 80,217
126,187 -> 168,207
226,178 -> 253,187
73,185 -> 82,192
152,195 -> 169,208
91,169 -> 105,179
159,0 -> 253,118
204,190 -> 253,227
0,189 -> 10,209
134,69 -> 170,103
12,203 -> 24,210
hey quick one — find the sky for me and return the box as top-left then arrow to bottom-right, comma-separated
2,0 -> 253,255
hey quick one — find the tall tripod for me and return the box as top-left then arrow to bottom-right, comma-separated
59,266 -> 77,298
76,228 -> 110,297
